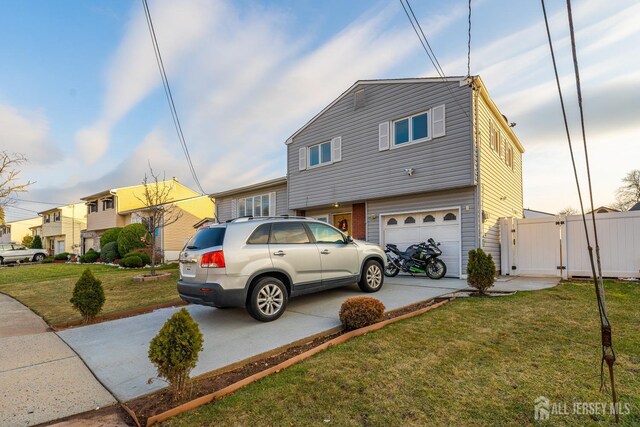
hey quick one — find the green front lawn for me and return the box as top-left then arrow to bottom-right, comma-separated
168,281 -> 640,426
0,263 -> 181,325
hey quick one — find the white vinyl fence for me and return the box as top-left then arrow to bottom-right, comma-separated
500,211 -> 640,278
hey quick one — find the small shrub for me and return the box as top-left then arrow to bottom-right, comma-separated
467,248 -> 497,295
43,256 -> 54,263
148,308 -> 203,401
54,252 -> 69,261
81,249 -> 99,264
117,224 -> 148,257
70,268 -> 106,323
31,235 -> 43,249
119,255 -> 143,268
100,227 -> 122,248
339,297 -> 385,331
21,235 -> 34,248
125,251 -> 151,266
100,241 -> 119,263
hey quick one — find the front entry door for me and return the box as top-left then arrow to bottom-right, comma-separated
332,213 -> 352,236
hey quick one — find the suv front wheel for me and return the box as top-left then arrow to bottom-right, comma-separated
247,277 -> 288,322
358,260 -> 384,292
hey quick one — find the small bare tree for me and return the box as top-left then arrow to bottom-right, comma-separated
136,163 -> 183,276
614,170 -> 640,211
0,152 -> 33,225
558,206 -> 578,216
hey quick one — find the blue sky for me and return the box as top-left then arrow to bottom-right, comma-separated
2,0 -> 639,221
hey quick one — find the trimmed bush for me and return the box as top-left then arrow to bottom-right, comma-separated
21,235 -> 33,248
43,256 -> 54,263
125,250 -> 151,266
119,255 -> 143,268
339,297 -> 385,331
54,252 -> 70,261
80,249 -> 99,264
31,235 -> 43,249
148,308 -> 203,401
101,241 -> 119,263
70,268 -> 105,323
467,248 -> 497,295
100,227 -> 122,248
117,224 -> 148,258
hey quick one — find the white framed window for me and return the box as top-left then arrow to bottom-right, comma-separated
308,141 -> 332,168
238,194 -> 270,217
53,211 -> 61,222
102,196 -> 114,210
392,111 -> 430,148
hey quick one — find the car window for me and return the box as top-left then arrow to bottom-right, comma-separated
247,224 -> 271,244
185,227 -> 226,250
306,222 -> 345,244
269,222 -> 311,244
12,245 -> 27,250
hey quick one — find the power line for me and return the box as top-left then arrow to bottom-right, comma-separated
540,0 -> 617,419
467,0 -> 472,78
141,0 -> 206,195
8,198 -> 67,206
399,0 -> 472,121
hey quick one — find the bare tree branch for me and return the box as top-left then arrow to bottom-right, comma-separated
614,170 -> 640,211
0,152 -> 34,224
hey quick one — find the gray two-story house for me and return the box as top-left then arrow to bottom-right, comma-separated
212,76 -> 524,278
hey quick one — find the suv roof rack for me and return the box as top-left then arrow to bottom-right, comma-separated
226,215 -> 311,223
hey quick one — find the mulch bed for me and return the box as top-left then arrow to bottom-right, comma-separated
126,297 -> 448,425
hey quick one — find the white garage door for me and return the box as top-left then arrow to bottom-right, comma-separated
382,209 -> 461,278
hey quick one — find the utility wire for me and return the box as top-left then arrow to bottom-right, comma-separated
399,0 -> 472,121
141,0 -> 206,195
540,0 -> 617,421
8,198 -> 67,206
467,0 -> 472,77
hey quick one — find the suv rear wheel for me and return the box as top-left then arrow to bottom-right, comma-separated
358,260 -> 384,292
247,277 -> 288,322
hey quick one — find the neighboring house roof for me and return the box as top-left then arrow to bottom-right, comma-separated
587,206 -> 620,214
630,202 -> 640,211
524,208 -> 554,218
193,217 -> 216,229
37,203 -> 85,216
284,76 -> 524,153
118,195 -> 212,215
209,177 -> 287,199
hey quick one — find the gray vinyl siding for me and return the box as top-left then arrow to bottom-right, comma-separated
214,183 -> 293,223
287,81 -> 474,209
366,187 -> 477,272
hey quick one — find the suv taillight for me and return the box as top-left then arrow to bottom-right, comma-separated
201,250 -> 225,268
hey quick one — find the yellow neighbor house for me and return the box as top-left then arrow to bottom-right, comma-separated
38,204 -> 87,256
80,179 -> 214,258
0,217 -> 42,244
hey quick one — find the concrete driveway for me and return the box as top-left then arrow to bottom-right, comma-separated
58,276 -> 467,401
0,294 -> 115,427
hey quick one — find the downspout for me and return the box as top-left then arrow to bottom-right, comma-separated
472,77 -> 483,250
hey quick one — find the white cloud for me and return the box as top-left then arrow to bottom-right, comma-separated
0,104 -> 61,164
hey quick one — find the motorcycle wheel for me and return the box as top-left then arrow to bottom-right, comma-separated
384,262 -> 400,277
426,259 -> 447,279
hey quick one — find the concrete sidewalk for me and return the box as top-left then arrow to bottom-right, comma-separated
58,277 -> 468,401
0,294 -> 116,427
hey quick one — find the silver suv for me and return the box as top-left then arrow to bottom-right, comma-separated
178,217 -> 386,321
0,243 -> 47,264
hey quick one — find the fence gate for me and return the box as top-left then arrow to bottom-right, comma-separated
501,211 -> 640,278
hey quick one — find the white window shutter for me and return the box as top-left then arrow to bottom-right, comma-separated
298,147 -> 307,171
331,137 -> 342,162
432,104 -> 446,138
269,192 -> 276,216
378,122 -> 390,151
231,199 -> 237,217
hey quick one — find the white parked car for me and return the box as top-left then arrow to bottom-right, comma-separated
0,243 -> 47,264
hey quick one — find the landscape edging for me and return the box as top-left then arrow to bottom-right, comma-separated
144,297 -> 452,426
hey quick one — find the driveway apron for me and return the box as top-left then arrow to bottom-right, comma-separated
0,294 -> 116,427
58,277 -> 469,401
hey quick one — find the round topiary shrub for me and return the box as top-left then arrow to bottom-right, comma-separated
339,297 -> 385,331
70,268 -> 106,323
54,252 -> 70,261
148,308 -> 203,401
100,227 -> 122,248
119,255 -> 143,268
100,241 -> 119,263
117,224 -> 148,258
81,249 -> 99,264
125,251 -> 151,266
467,248 -> 497,295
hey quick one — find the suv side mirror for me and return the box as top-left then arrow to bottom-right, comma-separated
345,235 -> 354,244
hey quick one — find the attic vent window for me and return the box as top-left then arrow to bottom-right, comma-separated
354,89 -> 365,110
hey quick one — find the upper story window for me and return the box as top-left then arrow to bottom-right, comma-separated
44,214 -> 50,223
53,211 -> 61,222
505,144 -> 514,169
102,197 -> 114,210
88,202 -> 98,214
238,194 -> 270,217
308,141 -> 332,168
393,111 -> 430,147
490,122 -> 501,154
